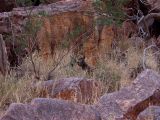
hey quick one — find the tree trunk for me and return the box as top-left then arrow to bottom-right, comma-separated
0,34 -> 9,75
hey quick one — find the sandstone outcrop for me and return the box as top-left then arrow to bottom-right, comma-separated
0,0 -> 95,63
0,0 -> 116,67
0,0 -> 93,34
37,11 -> 93,59
33,77 -> 102,104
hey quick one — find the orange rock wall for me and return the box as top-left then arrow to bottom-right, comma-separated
37,13 -> 118,66
37,11 -> 93,59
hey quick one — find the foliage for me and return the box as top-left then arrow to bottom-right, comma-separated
60,25 -> 84,49
15,0 -> 45,6
93,0 -> 128,26
14,17 -> 43,55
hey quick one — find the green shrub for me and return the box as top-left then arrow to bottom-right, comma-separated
93,0 -> 128,26
59,25 -> 84,49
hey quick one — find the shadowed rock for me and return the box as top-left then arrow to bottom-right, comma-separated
33,77 -> 102,104
137,106 -> 160,120
2,69 -> 160,119
96,69 -> 160,120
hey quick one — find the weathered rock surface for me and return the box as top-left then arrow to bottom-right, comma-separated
96,69 -> 160,120
34,77 -> 102,104
0,0 -> 93,34
0,0 -> 96,67
146,0 -> 160,11
0,0 -> 116,67
37,11 -> 93,59
0,0 -> 96,63
1,98 -> 100,120
83,25 -> 117,66
137,106 -> 160,120
2,70 -> 160,119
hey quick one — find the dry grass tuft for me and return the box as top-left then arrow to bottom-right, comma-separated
0,44 -> 159,111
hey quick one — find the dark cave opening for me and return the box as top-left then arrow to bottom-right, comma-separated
138,0 -> 150,15
150,20 -> 160,38
137,0 -> 160,38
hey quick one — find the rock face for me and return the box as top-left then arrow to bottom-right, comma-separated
96,69 -> 160,120
0,0 -> 116,67
83,25 -> 117,66
0,0 -> 96,67
0,0 -> 97,64
37,11 -> 93,59
34,77 -> 102,104
137,106 -> 160,120
2,70 -> 160,119
1,98 -> 100,120
146,0 -> 160,10
0,0 -> 125,68
122,21 -> 137,39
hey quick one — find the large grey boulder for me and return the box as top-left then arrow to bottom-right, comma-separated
2,69 -> 160,120
1,98 -> 100,120
137,106 -> 160,120
33,77 -> 102,104
96,69 -> 160,120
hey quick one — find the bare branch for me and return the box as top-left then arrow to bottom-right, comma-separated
139,0 -> 150,6
0,34 -> 9,75
46,26 -> 94,80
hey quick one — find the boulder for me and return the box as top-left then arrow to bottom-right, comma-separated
34,77 -> 102,104
96,69 -> 160,120
2,69 -> 160,119
146,0 -> 160,11
1,98 -> 100,120
137,106 -> 160,120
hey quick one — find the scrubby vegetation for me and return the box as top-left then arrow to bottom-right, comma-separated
1,0 -> 160,118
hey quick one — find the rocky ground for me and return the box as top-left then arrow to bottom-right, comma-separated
1,0 -> 160,119
1,69 -> 160,120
